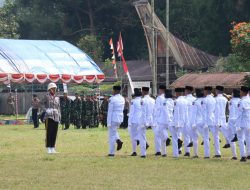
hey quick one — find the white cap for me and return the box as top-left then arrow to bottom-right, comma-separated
47,83 -> 57,91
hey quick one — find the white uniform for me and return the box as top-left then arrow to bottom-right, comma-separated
202,94 -> 216,157
184,94 -> 196,153
140,95 -> 155,156
190,97 -> 204,156
153,94 -> 165,153
227,98 -> 241,157
107,94 -> 125,155
128,97 -> 142,154
215,94 -> 228,150
236,95 -> 250,158
158,98 -> 174,155
170,96 -> 188,157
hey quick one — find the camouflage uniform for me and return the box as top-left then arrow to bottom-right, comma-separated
100,96 -> 109,127
92,96 -> 99,128
81,95 -> 86,129
72,95 -> 82,129
85,95 -> 94,128
60,95 -> 71,130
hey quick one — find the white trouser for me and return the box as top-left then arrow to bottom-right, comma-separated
128,123 -> 139,153
108,122 -> 121,155
190,126 -> 199,156
182,125 -> 191,153
237,127 -> 250,158
152,125 -> 161,153
203,126 -> 210,157
138,126 -> 147,156
209,125 -> 221,156
228,119 -> 237,137
158,123 -> 169,155
169,126 -> 182,157
221,123 -> 237,157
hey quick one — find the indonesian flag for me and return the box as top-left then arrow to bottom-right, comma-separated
109,38 -> 117,78
117,32 -> 123,57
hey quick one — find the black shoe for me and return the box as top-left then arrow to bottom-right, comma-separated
223,143 -> 230,148
146,142 -> 149,150
193,155 -> 199,159
184,152 -> 190,157
155,152 -> 161,156
179,150 -> 182,155
240,157 -> 247,162
231,157 -> 237,160
108,154 -> 114,157
166,138 -> 171,146
131,152 -> 137,156
116,139 -> 123,151
213,155 -> 221,158
178,139 -> 183,149
141,155 -> 146,158
136,140 -> 140,146
187,142 -> 193,147
244,141 -> 246,145
231,134 -> 238,142
201,141 -> 204,145
162,154 -> 167,157
247,156 -> 250,160
204,157 -> 210,159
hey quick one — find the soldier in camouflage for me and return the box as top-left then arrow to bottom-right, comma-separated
72,92 -> 82,129
85,94 -> 94,128
60,92 -> 71,130
100,94 -> 109,127
81,93 -> 87,129
92,94 -> 99,128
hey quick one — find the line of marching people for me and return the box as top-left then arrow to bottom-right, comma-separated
107,84 -> 250,162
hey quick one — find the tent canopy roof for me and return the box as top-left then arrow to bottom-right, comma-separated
0,39 -> 105,84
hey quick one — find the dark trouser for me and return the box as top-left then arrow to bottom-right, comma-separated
32,108 -> 39,128
45,118 -> 58,148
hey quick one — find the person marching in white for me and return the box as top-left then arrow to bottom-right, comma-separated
190,89 -> 204,158
227,89 -> 241,160
107,85 -> 125,157
128,88 -> 142,157
170,88 -> 188,158
236,86 -> 250,162
202,86 -> 216,158
184,86 -> 196,157
158,89 -> 174,157
139,87 -> 155,158
153,85 -> 167,156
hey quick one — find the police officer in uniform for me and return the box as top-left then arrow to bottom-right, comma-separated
107,85 -> 125,156
60,92 -> 71,130
92,94 -> 99,128
44,83 -> 61,154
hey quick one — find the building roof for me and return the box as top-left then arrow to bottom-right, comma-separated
97,60 -> 152,83
170,72 -> 250,88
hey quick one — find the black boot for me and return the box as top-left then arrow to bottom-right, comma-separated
223,143 -> 230,148
116,139 -> 123,151
187,142 -> 193,147
178,139 -> 183,149
146,142 -> 149,150
131,152 -> 137,156
231,134 -> 238,142
166,138 -> 171,146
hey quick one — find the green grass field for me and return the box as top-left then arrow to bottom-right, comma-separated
0,125 -> 250,190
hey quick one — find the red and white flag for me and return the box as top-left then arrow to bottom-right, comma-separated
109,38 -> 118,78
116,32 -> 134,93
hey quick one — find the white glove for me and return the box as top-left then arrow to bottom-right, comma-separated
192,125 -> 197,129
204,125 -> 208,129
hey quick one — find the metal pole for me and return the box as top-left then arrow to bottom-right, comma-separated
166,0 -> 170,88
151,0 -> 157,96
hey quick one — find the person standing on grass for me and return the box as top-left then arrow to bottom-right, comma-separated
236,86 -> 250,162
157,89 -> 173,157
31,94 -> 40,128
7,93 -> 15,116
170,88 -> 188,158
107,85 -> 125,157
44,82 -> 61,154
100,94 -> 109,127
60,92 -> 71,130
